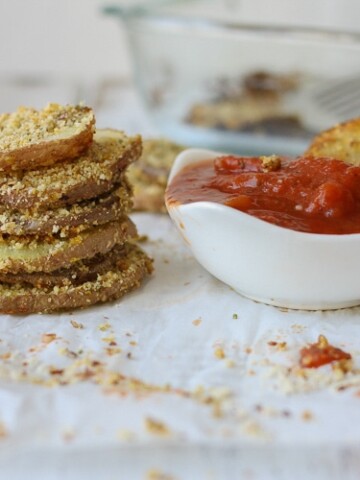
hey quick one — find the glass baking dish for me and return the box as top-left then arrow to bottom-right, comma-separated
104,1 -> 360,155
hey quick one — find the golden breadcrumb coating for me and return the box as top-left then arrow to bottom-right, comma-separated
306,118 -> 360,165
0,103 -> 95,171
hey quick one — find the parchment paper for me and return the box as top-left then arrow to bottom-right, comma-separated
1,213 -> 360,479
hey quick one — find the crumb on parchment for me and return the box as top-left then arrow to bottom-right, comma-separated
0,352 -> 11,360
41,333 -> 57,344
301,410 -> 313,422
268,341 -> 287,351
61,427 -> 76,442
117,429 -> 136,442
98,322 -> 111,332
144,417 -> 171,436
0,422 -> 7,438
214,347 -> 226,359
225,359 -> 235,368
70,320 -> 84,329
146,469 -> 178,480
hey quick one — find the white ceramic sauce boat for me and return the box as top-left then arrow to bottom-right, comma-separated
165,148 -> 360,310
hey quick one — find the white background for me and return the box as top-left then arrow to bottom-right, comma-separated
0,0 -> 359,82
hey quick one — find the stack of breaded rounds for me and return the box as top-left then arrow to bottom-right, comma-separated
0,103 -> 153,314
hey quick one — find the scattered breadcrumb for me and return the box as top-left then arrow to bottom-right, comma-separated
0,422 -> 7,438
225,359 -> 235,368
301,410 -> 313,422
49,367 -> 64,376
101,336 -> 116,344
0,352 -> 11,360
0,349 -> 235,422
41,333 -> 57,344
28,345 -> 43,353
241,419 -> 268,439
291,324 -> 305,333
70,320 -> 84,329
192,317 -> 202,326
255,405 -> 279,418
332,359 -> 353,375
214,347 -> 226,359
117,429 -> 136,442
98,323 -> 111,332
265,359 -> 360,394
62,427 -> 76,442
144,417 -> 170,436
194,386 -> 233,418
105,347 -> 122,356
146,469 -> 178,480
259,155 -> 281,172
137,235 -> 149,243
58,347 -> 78,359
0,342 -> 271,436
268,341 -> 287,351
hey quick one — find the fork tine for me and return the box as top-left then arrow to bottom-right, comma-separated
315,77 -> 360,102
332,100 -> 360,117
317,89 -> 360,110
323,100 -> 360,119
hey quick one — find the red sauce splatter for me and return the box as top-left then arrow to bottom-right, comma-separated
166,155 -> 360,234
299,335 -> 351,368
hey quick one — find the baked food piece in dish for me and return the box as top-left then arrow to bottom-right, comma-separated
0,243 -> 153,314
0,104 -> 95,171
0,129 -> 141,211
127,138 -> 184,213
185,71 -> 315,138
305,118 -> 360,165
187,95 -> 282,131
0,183 -> 132,237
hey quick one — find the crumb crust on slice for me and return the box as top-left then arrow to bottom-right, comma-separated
0,129 -> 142,211
0,182 -> 133,236
0,243 -> 153,314
0,217 -> 137,274
305,118 -> 360,165
0,104 -> 95,171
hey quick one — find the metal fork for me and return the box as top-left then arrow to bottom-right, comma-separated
312,76 -> 360,121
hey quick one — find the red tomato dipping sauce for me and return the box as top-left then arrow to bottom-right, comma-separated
299,335 -> 351,369
166,155 -> 360,234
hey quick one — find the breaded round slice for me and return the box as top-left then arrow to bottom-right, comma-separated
305,118 -> 360,165
0,244 -> 134,288
0,217 -> 137,274
127,138 -> 184,213
0,129 -> 142,211
0,243 -> 153,314
0,103 -> 95,171
0,182 -> 133,237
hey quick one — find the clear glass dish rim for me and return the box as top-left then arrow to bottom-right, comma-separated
103,4 -> 360,45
